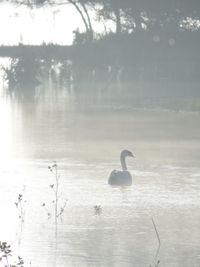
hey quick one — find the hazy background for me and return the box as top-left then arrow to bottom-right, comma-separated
0,0 -> 200,266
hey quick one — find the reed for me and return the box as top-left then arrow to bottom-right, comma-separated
149,217 -> 161,267
42,162 -> 67,224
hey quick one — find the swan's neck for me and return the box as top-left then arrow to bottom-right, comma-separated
120,154 -> 127,171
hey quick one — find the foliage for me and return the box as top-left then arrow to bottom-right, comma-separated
14,191 -> 26,224
6,0 -> 200,37
2,57 -> 40,91
73,28 -> 91,45
0,241 -> 24,267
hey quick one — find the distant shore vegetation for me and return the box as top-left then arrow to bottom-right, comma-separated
0,0 -> 200,107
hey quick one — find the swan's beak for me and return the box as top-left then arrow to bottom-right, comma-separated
130,153 -> 135,158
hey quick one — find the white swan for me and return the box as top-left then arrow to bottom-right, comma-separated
108,150 -> 134,186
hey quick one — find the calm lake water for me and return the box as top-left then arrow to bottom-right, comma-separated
0,77 -> 200,267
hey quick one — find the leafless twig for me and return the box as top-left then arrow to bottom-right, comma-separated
151,217 -> 161,266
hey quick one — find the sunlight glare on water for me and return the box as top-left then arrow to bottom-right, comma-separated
0,81 -> 200,267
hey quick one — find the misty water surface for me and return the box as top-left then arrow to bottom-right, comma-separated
0,75 -> 200,267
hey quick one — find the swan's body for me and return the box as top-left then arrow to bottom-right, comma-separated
108,150 -> 134,186
109,169 -> 132,186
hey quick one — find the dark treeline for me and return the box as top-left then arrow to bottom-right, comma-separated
74,31 -> 200,83
1,0 -> 200,95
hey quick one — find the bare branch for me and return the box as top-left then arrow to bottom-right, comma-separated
151,217 -> 161,264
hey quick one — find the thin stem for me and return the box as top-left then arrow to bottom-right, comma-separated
151,217 -> 161,263
56,200 -> 67,218
48,163 -> 66,225
55,166 -> 58,224
19,201 -> 23,220
5,255 -> 9,267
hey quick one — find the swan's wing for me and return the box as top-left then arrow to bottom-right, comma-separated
109,169 -> 118,177
109,170 -> 131,178
108,170 -> 132,185
108,170 -> 118,184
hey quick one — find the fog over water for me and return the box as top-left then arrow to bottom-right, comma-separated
0,74 -> 200,266
0,0 -> 200,266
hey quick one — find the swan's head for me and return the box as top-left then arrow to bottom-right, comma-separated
121,149 -> 134,158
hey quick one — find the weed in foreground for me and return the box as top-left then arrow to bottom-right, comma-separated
0,241 -> 24,267
14,190 -> 26,224
94,205 -> 102,215
149,217 -> 161,267
42,162 -> 67,224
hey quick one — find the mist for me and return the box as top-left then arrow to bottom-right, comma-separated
0,1 -> 200,266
